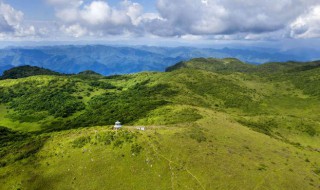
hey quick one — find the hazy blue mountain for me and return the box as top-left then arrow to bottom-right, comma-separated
0,65 -> 13,75
0,45 -> 318,75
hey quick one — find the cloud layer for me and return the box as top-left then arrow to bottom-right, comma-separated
0,1 -> 38,39
1,0 -> 320,40
290,5 -> 320,38
49,0 -> 147,37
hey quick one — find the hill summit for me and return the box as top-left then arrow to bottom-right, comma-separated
0,65 -> 60,80
166,58 -> 255,72
78,70 -> 102,76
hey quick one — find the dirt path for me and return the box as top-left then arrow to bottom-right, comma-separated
147,138 -> 206,190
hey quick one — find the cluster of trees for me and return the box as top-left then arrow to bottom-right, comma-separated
53,82 -> 176,130
0,65 -> 60,80
0,79 -> 85,122
182,72 -> 261,112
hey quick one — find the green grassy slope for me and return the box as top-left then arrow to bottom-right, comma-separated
0,59 -> 320,189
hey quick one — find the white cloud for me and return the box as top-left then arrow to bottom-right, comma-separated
46,0 -> 320,40
2,0 -> 320,41
80,1 -> 130,26
50,0 -> 148,37
0,1 -> 39,39
290,5 -> 320,38
0,2 -> 23,33
152,0 -> 320,37
60,24 -> 88,38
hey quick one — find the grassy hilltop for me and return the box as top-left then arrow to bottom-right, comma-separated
0,58 -> 320,189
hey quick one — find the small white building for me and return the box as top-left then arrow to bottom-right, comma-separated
136,127 -> 145,131
114,121 -> 122,130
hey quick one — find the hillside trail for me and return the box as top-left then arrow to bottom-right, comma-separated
146,137 -> 206,190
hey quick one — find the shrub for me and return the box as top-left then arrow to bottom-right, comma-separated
89,81 -> 116,89
189,126 -> 207,143
72,136 -> 91,148
238,118 -> 279,136
257,164 -> 267,171
113,139 -> 124,148
313,168 -> 320,175
303,125 -> 317,136
131,144 -> 143,155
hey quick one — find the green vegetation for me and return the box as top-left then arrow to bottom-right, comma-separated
78,70 -> 102,76
237,117 -> 279,136
0,65 -> 60,80
0,126 -> 47,167
165,58 -> 256,73
188,124 -> 207,143
0,58 -> 320,189
0,79 -> 85,122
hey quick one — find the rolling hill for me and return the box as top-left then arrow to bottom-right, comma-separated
0,58 -> 319,189
0,65 -> 61,80
1,45 -> 319,76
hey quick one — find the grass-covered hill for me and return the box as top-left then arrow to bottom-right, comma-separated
0,65 -> 60,80
0,58 -> 320,189
165,58 -> 256,73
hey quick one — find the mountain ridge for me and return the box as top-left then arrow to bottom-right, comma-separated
2,58 -> 320,80
1,45 -> 319,75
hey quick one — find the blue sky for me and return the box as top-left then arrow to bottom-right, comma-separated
0,0 -> 320,48
6,0 -> 157,20
6,0 -> 54,20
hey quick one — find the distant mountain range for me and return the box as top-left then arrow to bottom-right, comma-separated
0,45 -> 319,75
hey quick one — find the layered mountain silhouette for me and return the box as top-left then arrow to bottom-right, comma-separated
0,45 -> 318,75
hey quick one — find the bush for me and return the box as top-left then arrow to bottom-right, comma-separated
89,81 -> 117,89
96,131 -> 115,145
189,126 -> 207,143
72,136 -> 91,148
92,130 -> 139,149
131,144 -> 143,155
313,168 -> 320,175
238,118 -> 279,136
113,139 -> 124,148
303,125 -> 317,136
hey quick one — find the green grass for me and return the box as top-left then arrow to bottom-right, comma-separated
0,105 -> 42,131
1,58 -> 320,189
1,109 -> 319,189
